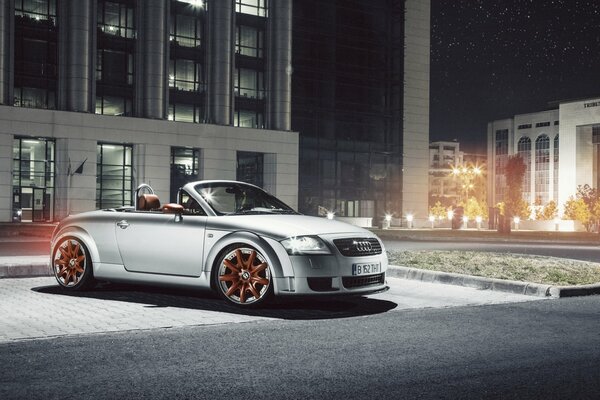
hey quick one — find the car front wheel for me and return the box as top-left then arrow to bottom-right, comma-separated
215,245 -> 272,307
52,237 -> 96,290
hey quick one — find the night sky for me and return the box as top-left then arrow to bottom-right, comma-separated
430,0 -> 600,153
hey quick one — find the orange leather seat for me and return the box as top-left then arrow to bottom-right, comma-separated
138,194 -> 161,211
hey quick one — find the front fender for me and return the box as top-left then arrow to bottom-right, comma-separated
51,226 -> 101,268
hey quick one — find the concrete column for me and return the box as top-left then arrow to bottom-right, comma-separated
0,132 -> 12,222
137,0 -> 168,119
267,0 -> 292,131
402,0 -> 430,225
207,0 -> 233,125
0,0 -> 13,105
59,0 -> 94,112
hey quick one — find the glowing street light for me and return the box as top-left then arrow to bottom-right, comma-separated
447,210 -> 454,220
513,216 -> 520,230
462,215 -> 469,229
383,214 -> 392,230
327,212 -> 335,220
406,214 -> 414,229
475,215 -> 482,230
429,215 -> 435,229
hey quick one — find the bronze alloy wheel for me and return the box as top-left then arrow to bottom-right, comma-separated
53,237 -> 95,290
217,246 -> 271,306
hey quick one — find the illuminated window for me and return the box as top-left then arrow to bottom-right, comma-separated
535,134 -> 550,204
234,109 -> 263,128
12,137 -> 55,222
517,137 -> 532,203
170,147 -> 200,202
98,1 -> 135,38
237,151 -> 264,188
234,68 -> 264,99
170,12 -> 202,48
168,103 -> 203,123
95,95 -> 132,116
96,143 -> 133,209
236,25 -> 264,58
235,0 -> 268,17
494,129 -> 508,202
15,0 -> 56,24
169,59 -> 203,91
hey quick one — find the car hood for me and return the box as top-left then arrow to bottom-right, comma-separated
207,214 -> 373,240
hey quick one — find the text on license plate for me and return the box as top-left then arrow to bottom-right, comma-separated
352,263 -> 380,276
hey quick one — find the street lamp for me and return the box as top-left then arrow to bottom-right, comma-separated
429,215 -> 435,229
462,215 -> 469,229
450,164 -> 484,203
384,214 -> 392,230
406,214 -> 414,229
475,215 -> 482,230
513,216 -> 520,231
327,212 -> 335,220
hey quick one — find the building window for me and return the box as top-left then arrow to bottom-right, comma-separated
12,137 -> 55,222
237,151 -> 264,188
517,137 -> 532,203
170,147 -> 200,202
14,0 -> 57,110
495,129 -> 508,155
98,1 -> 136,38
234,109 -> 263,128
15,0 -> 56,24
236,25 -> 264,58
168,103 -> 203,123
235,0 -> 268,17
494,129 -> 509,203
169,59 -> 203,92
95,95 -> 132,116
554,135 -> 559,202
234,68 -> 264,99
535,134 -> 550,204
535,122 -> 550,128
97,49 -> 134,86
96,143 -> 133,209
518,124 -> 532,130
170,12 -> 202,48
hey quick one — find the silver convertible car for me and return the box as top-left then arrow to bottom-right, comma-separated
51,180 -> 388,307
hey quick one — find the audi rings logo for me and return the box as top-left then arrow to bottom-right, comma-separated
354,241 -> 373,252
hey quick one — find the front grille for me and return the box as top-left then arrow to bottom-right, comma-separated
307,277 -> 336,292
342,273 -> 385,289
333,238 -> 382,257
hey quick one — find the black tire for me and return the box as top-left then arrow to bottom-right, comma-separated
213,243 -> 273,307
52,236 -> 96,291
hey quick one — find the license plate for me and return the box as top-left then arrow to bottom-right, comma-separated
352,263 -> 380,276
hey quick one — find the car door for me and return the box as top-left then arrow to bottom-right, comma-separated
115,211 -> 207,277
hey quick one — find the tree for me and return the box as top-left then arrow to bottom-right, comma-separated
462,197 -> 488,220
429,201 -> 447,220
539,200 -> 558,220
564,196 -> 593,232
516,199 -> 532,220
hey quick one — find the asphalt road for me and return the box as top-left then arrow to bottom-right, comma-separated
383,239 -> 600,262
1,294 -> 599,399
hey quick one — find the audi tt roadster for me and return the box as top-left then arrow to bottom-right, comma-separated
51,180 -> 389,307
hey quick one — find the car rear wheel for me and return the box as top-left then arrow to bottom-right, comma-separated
215,245 -> 272,307
52,237 -> 96,290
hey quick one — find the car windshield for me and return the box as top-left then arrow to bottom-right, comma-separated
193,182 -> 297,216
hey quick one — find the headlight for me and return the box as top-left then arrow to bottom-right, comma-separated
280,236 -> 331,255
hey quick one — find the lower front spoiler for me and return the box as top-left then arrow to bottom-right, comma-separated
274,275 -> 390,297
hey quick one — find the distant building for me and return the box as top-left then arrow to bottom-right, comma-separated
429,140 -> 485,207
487,96 -> 600,213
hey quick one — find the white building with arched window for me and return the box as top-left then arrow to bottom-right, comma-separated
487,97 -> 600,214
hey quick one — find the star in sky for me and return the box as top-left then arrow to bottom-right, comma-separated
430,0 -> 600,152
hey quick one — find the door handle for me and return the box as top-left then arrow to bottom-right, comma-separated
117,220 -> 130,229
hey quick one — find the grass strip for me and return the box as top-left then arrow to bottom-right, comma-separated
387,250 -> 600,286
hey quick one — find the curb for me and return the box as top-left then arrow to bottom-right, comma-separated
387,265 -> 600,298
0,263 -> 51,279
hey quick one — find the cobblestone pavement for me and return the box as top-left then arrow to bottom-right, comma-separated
0,277 -> 542,342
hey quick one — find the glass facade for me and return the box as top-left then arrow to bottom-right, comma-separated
169,0 -> 206,123
235,0 -> 268,17
534,134 -> 550,204
517,137 -> 532,203
170,147 -> 200,202
237,151 -> 264,188
14,0 -> 57,109
96,0 -> 136,116
96,143 -> 133,209
12,137 -> 55,222
292,0 -> 404,219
